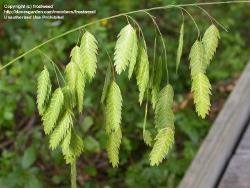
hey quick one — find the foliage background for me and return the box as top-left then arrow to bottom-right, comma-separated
0,0 -> 250,187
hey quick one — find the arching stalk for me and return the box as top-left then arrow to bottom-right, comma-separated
1,1 -> 250,71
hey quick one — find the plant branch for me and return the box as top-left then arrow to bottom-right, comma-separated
1,0 -> 250,70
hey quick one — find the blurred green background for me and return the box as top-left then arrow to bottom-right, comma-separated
0,0 -> 250,187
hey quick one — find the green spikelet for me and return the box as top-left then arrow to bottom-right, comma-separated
155,85 -> 174,130
76,69 -> 85,113
43,88 -> 64,135
105,81 -> 122,134
176,22 -> 184,73
62,86 -> 75,109
61,129 -> 72,163
202,24 -> 220,65
107,127 -> 122,167
65,62 -> 78,96
49,111 -> 73,150
101,66 -> 111,104
62,129 -> 84,164
80,31 -> 98,81
70,46 -> 81,64
189,38 -> 213,118
151,57 -> 163,109
66,46 -> 81,93
191,72 -> 212,118
114,24 -> 137,74
189,40 -> 206,76
143,130 -> 152,147
150,127 -> 174,166
136,46 -> 149,105
67,45 -> 86,113
37,67 -> 51,115
128,29 -> 138,79
69,130 -> 84,160
150,84 -> 175,165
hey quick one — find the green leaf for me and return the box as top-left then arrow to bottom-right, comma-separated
85,136 -> 100,152
25,175 -> 43,188
80,116 -> 93,133
21,146 -> 37,169
105,81 -> 122,134
191,72 -> 212,118
176,22 -> 184,73
202,24 -> 220,65
43,88 -> 64,135
114,24 -> 137,74
149,127 -> 174,166
80,31 -> 98,81
107,127 -> 122,167
136,46 -> 149,104
49,111 -> 73,150
37,66 -> 51,115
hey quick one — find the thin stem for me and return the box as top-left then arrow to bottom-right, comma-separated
2,0 -> 250,70
71,160 -> 77,188
76,30 -> 83,46
142,11 -> 169,83
125,15 -> 130,24
195,5 -> 228,32
152,35 -> 157,86
177,7 -> 200,38
104,47 -> 115,80
143,90 -> 149,132
38,49 -> 65,85
126,15 -> 147,50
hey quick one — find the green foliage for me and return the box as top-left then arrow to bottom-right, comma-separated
66,45 -> 86,113
136,46 -> 149,104
176,22 -> 184,73
37,66 -> 51,115
191,73 -> 212,118
42,88 -> 64,135
1,1 -> 249,187
107,127 -> 122,167
154,85 -> 174,130
62,129 -> 84,164
101,66 -> 112,104
114,24 -> 138,75
49,111 -> 73,150
105,81 -> 123,166
189,40 -> 205,76
202,24 -> 220,66
143,130 -> 153,147
150,84 -> 175,165
80,31 -> 98,81
151,57 -> 163,109
105,81 -> 123,134
76,69 -> 85,113
189,25 -> 220,118
150,127 -> 174,166
128,28 -> 138,79
65,54 -> 78,94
